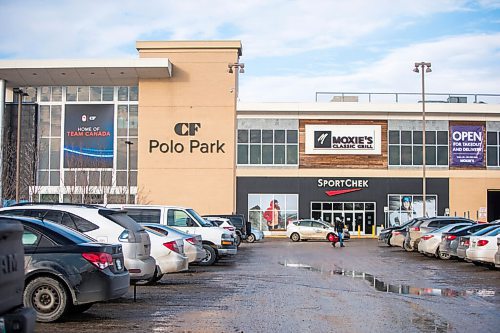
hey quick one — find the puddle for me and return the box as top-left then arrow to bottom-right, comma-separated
279,261 -> 496,298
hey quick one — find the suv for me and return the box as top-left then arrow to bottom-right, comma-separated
405,216 -> 475,252
202,214 -> 250,245
108,205 -> 237,266
0,217 -> 36,332
0,203 -> 155,282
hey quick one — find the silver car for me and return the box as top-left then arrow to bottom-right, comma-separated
286,220 -> 337,242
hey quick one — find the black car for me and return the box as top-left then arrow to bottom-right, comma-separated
203,214 -> 250,243
3,216 -> 130,322
439,223 -> 497,259
378,218 -> 419,246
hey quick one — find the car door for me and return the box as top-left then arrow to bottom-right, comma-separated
22,226 -> 41,271
166,209 -> 197,234
298,221 -> 313,239
311,221 -> 326,239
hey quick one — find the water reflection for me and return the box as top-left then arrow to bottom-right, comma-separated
279,261 -> 496,298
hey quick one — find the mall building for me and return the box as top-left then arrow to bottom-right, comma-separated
0,40 -> 499,235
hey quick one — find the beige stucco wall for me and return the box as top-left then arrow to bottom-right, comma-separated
449,177 -> 500,222
136,41 -> 241,214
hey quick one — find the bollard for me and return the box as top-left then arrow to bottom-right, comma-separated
357,225 -> 361,237
372,225 -> 376,238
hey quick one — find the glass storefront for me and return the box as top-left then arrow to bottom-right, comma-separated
311,201 -> 376,235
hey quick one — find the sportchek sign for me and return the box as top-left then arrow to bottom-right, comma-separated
305,125 -> 381,155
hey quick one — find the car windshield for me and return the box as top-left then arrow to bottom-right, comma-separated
188,209 -> 213,227
102,211 -> 143,232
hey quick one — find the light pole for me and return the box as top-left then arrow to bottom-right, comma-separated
14,88 -> 29,203
413,62 -> 432,217
125,140 -> 133,204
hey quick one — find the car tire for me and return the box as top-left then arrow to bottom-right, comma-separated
24,276 -> 69,322
145,266 -> 164,285
472,261 -> 483,266
235,234 -> 242,247
67,303 -> 94,315
404,242 -> 413,252
200,244 -> 217,266
247,234 -> 256,243
290,233 -> 300,242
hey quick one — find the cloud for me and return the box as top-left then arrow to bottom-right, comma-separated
239,32 -> 500,102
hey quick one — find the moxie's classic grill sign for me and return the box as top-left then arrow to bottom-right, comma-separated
305,125 -> 382,155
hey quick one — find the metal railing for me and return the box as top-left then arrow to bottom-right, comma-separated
315,92 -> 500,104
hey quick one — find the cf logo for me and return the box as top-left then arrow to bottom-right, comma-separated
174,123 -> 201,136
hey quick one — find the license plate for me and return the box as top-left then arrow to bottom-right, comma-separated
115,259 -> 123,270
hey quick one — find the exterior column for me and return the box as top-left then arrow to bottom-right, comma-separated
0,79 -> 6,204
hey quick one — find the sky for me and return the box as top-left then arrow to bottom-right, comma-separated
0,0 -> 499,103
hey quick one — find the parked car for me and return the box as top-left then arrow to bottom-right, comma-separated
203,217 -> 239,245
140,223 -> 205,264
417,223 -> 473,257
405,217 -> 475,252
466,227 -> 500,267
286,220 -> 337,242
0,217 -> 36,332
203,214 -> 250,245
456,225 -> 500,260
378,219 -> 418,246
108,205 -> 237,266
144,228 -> 188,282
246,227 -> 265,243
0,203 -> 156,282
2,216 -> 130,322
389,219 -> 422,248
439,223 -> 497,259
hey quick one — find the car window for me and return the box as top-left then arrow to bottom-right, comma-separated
484,227 -> 500,236
1,209 -> 26,216
43,210 -> 63,223
299,221 -> 312,227
187,209 -> 212,227
473,226 -> 499,236
427,221 -> 440,227
22,228 -> 40,246
103,212 -> 143,232
61,212 -> 78,230
143,225 -> 169,236
24,209 -> 46,219
69,213 -> 99,232
312,221 -> 326,228
126,209 -> 162,224
168,209 -> 193,227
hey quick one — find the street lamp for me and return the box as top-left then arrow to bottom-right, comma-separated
13,88 -> 29,203
124,140 -> 133,204
413,62 -> 432,217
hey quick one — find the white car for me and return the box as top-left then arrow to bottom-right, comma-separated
204,217 -> 238,239
246,227 -> 264,243
466,227 -> 500,267
286,219 -> 337,242
0,204 -> 156,282
141,223 -> 205,264
108,204 -> 237,266
418,223 -> 473,257
145,228 -> 188,282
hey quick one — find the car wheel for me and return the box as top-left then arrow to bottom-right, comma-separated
404,242 -> 413,252
24,276 -> 69,322
290,233 -> 300,242
199,244 -> 217,266
247,234 -> 256,243
472,261 -> 483,266
438,250 -> 451,260
145,266 -> 164,285
67,303 -> 94,315
235,234 -> 242,247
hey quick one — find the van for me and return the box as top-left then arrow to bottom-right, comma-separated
108,205 -> 237,266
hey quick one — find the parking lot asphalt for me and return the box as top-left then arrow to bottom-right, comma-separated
35,238 -> 500,333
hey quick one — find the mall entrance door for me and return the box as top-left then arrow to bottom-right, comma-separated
311,202 -> 376,235
487,190 -> 500,221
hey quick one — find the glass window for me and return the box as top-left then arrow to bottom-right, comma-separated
38,171 -> 49,186
129,86 -> 138,101
129,105 -> 138,136
118,87 -> 129,101
167,209 -> 191,227
102,87 -> 114,101
40,87 -> 51,102
413,146 -> 423,165
275,130 -> 285,143
238,130 -> 248,143
274,145 -> 285,164
413,131 -> 422,144
287,130 -> 298,144
389,131 -> 399,144
39,106 -> 50,137
51,106 -> 61,137
247,194 -> 298,231
50,138 -> 60,169
237,145 -> 248,164
52,86 -> 62,102
426,146 -> 436,165
487,147 -> 498,166
250,145 -> 261,164
70,213 -> 99,232
487,131 -> 500,167
126,209 -> 161,224
425,131 -> 436,144
77,86 -> 89,101
117,105 -> 128,136
90,86 -> 102,101
262,145 -> 273,164
287,145 -> 298,164
401,146 -> 412,165
66,86 -> 77,102
250,130 -> 261,143
437,131 -> 448,145
401,131 -> 412,144
49,171 -> 60,186
22,229 -> 40,246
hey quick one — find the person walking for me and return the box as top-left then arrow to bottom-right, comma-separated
335,216 -> 345,247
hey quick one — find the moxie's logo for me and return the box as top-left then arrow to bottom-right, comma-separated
314,131 -> 331,148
